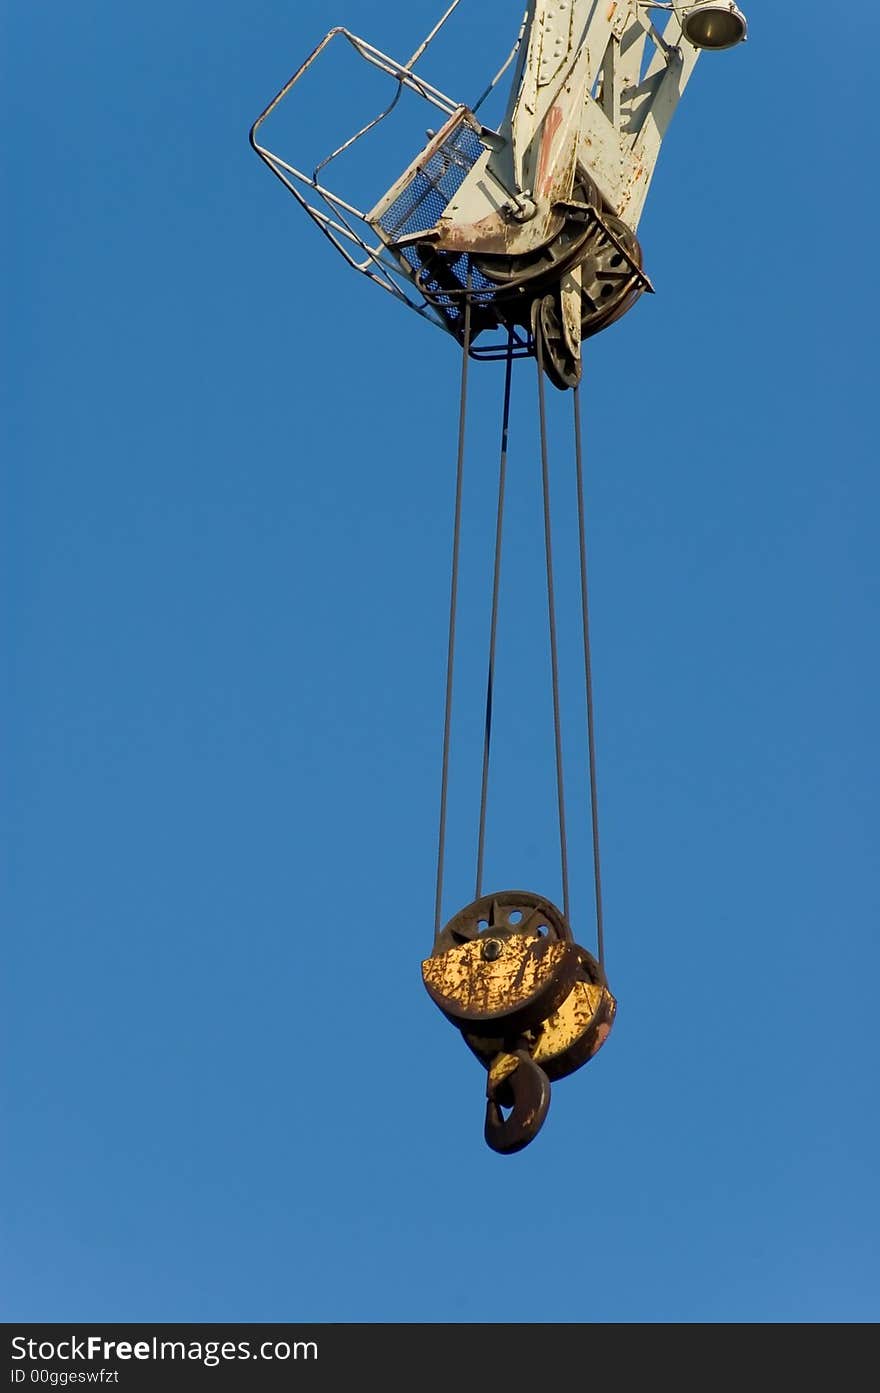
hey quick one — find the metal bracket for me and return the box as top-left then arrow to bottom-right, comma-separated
554,200 -> 656,294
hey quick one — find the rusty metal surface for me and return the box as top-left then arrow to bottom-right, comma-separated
484,1051 -> 552,1155
533,978 -> 616,1080
424,889 -> 616,1153
250,0 -> 731,365
429,207 -> 568,261
422,932 -> 580,1035
464,957 -> 617,1083
432,890 -> 572,956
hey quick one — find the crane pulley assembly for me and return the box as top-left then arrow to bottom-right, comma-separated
251,0 -> 747,1152
422,892 -> 616,1153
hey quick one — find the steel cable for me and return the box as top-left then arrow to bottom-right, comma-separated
436,308 -> 605,965
535,324 -> 571,921
475,327 -> 515,899
574,384 -> 606,969
434,290 -> 473,937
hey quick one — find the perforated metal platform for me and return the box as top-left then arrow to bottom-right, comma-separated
369,114 -> 497,338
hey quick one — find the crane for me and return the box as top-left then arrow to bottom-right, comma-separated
250,1 -> 748,1152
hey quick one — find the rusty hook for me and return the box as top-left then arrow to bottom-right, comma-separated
484,1049 -> 551,1155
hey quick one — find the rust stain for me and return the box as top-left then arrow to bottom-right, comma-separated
434,211 -> 517,255
421,936 -> 575,1023
590,1021 -> 612,1057
537,104 -> 563,198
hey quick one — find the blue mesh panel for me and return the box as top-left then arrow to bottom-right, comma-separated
377,121 -> 496,328
379,123 -> 484,241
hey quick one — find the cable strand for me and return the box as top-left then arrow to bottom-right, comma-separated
434,290 -> 473,938
573,384 -> 606,968
535,326 -> 570,921
475,327 -> 515,898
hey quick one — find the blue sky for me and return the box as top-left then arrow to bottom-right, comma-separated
3,1 -> 878,1322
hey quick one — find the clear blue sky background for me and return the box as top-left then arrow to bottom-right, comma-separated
3,1 -> 878,1323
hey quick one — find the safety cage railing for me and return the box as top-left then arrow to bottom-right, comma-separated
248,6 -> 533,358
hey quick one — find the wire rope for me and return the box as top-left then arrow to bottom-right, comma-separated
535,323 -> 571,921
573,384 -> 606,968
475,327 -> 515,898
434,289 -> 473,936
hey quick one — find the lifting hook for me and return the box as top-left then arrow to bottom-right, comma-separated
484,1049 -> 551,1155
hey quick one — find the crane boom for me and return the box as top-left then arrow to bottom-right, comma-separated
251,2 -> 746,386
